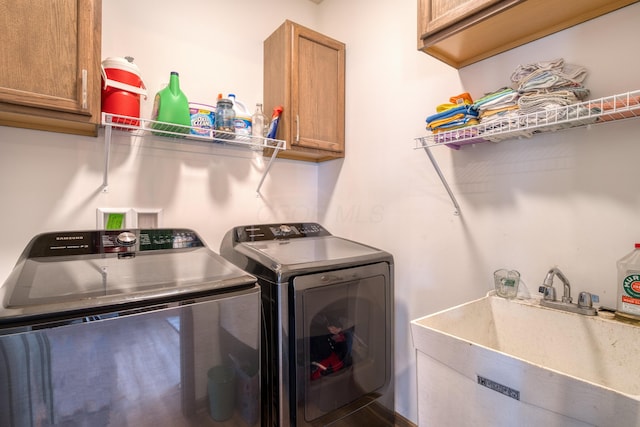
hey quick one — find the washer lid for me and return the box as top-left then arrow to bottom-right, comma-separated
0,229 -> 256,322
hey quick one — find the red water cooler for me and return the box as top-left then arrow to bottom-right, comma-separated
101,56 -> 147,127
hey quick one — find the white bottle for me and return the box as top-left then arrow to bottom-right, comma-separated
227,94 -> 252,138
616,243 -> 640,320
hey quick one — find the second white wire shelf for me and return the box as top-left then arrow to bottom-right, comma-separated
414,89 -> 640,216
415,90 -> 640,150
101,112 -> 286,194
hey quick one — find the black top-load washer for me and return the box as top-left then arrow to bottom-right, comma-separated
220,223 -> 394,427
0,228 -> 261,427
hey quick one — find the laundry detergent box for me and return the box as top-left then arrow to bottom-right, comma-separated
189,103 -> 216,136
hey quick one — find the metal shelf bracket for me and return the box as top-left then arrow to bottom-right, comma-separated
422,144 -> 461,216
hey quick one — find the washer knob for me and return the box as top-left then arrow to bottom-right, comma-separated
116,231 -> 137,246
279,225 -> 292,234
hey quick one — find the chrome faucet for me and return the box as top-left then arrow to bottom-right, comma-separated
538,267 -> 597,316
541,267 -> 572,303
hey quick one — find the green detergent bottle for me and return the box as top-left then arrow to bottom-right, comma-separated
151,71 -> 191,136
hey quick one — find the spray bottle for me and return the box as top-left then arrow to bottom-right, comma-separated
266,106 -> 283,139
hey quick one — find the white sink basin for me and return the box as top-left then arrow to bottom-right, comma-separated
411,294 -> 640,426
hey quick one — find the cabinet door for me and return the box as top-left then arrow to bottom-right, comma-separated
292,25 -> 345,155
0,0 -> 101,136
418,0 -> 503,37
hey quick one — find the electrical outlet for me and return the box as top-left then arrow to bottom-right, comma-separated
134,208 -> 163,229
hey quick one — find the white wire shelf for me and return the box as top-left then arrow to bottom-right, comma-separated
101,112 -> 286,194
415,90 -> 640,150
414,89 -> 640,216
102,112 -> 286,150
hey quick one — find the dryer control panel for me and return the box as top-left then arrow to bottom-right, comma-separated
234,223 -> 331,242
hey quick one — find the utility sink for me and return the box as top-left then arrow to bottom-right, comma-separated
411,294 -> 640,426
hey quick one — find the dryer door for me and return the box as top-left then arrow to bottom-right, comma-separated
292,262 -> 392,425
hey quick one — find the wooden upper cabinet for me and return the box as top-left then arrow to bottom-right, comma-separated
0,0 -> 102,136
264,20 -> 345,162
418,0 -> 639,69
420,0 -> 505,35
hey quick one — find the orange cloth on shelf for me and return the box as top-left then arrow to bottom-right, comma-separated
591,95 -> 640,122
450,92 -> 473,105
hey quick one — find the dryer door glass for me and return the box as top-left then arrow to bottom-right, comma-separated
293,262 -> 391,423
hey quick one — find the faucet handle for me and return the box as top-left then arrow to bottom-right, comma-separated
538,285 -> 556,301
578,292 -> 594,308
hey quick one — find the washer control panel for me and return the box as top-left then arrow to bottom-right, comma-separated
234,223 -> 331,242
26,229 -> 204,257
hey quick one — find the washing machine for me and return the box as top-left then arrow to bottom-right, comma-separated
0,228 -> 261,427
220,223 -> 394,427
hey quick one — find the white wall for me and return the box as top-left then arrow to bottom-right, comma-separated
316,0 -> 640,422
1,0 -> 639,425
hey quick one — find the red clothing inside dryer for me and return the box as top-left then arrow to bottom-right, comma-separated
310,330 -> 351,381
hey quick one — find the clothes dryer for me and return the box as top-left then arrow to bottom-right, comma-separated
220,223 -> 394,427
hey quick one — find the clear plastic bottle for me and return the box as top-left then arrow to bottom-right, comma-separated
251,103 -> 268,149
214,98 -> 235,140
616,243 -> 640,320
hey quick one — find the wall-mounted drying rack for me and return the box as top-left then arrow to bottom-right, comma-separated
414,90 -> 640,215
101,112 -> 286,195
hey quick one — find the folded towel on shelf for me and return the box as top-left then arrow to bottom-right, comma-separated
510,58 -> 564,84
426,104 -> 479,132
435,93 -> 474,112
479,105 -> 520,119
518,95 -> 599,127
481,123 -> 534,142
517,70 -> 570,92
428,112 -> 467,129
432,117 -> 480,133
557,84 -> 591,101
517,90 -> 580,114
511,58 -> 588,95
426,104 -> 475,122
559,63 -> 588,83
516,68 -> 588,93
473,88 -> 519,113
436,102 -> 461,112
479,105 -> 520,123
476,109 -> 530,142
